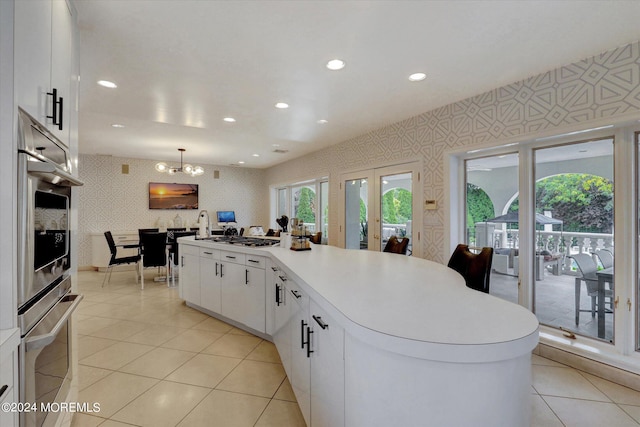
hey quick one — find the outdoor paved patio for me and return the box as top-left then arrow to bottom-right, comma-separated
490,267 -> 614,342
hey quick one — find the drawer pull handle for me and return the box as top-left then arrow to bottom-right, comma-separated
226,255 -> 236,259
313,315 -> 328,330
279,275 -> 287,282
203,251 -> 212,255
271,266 -> 278,272
248,259 -> 260,263
0,384 -> 8,400
291,289 -> 301,299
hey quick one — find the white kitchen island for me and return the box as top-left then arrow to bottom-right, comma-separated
178,237 -> 539,427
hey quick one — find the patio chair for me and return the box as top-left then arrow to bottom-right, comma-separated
571,253 -> 613,326
383,236 -> 409,255
447,244 -> 493,293
594,249 -> 613,269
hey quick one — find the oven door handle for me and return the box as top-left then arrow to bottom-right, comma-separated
25,158 -> 84,187
25,294 -> 83,351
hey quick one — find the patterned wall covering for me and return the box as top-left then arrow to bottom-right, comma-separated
264,41 -> 640,263
77,154 -> 268,267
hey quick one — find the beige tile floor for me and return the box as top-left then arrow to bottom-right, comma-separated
71,269 -> 640,427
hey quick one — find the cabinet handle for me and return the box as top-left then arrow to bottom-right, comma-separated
58,95 -> 64,130
306,326 -> 314,358
0,384 -> 8,400
245,269 -> 249,285
226,255 -> 236,259
275,283 -> 281,305
46,88 -> 63,130
220,263 -> 224,277
312,315 -> 328,330
203,251 -> 212,255
291,289 -> 301,299
181,256 -> 184,267
248,259 -> 260,264
301,320 -> 307,349
215,262 -> 219,276
279,275 -> 287,282
271,266 -> 278,272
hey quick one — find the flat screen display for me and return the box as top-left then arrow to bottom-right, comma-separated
149,183 -> 198,210
217,210 -> 236,223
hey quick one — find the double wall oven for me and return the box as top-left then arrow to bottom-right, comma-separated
17,108 -> 83,427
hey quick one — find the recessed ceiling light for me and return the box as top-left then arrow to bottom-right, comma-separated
326,59 -> 346,71
111,124 -> 125,128
408,72 -> 426,82
238,161 -> 245,164
252,154 -> 260,157
317,119 -> 328,124
275,102 -> 289,109
97,80 -> 117,88
223,117 -> 236,123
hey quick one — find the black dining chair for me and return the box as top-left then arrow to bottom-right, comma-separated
139,231 -> 168,289
167,230 -> 197,287
383,235 -> 409,254
102,231 -> 141,287
447,244 -> 493,293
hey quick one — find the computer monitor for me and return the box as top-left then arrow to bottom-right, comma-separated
216,210 -> 236,226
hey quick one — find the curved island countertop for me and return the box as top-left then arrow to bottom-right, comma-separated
181,238 -> 539,363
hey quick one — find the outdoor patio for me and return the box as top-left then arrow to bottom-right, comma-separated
490,266 -> 614,343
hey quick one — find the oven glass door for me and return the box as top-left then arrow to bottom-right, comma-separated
34,190 -> 69,272
21,293 -> 82,427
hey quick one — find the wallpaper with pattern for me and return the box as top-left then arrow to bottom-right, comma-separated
264,41 -> 640,263
77,155 -> 268,267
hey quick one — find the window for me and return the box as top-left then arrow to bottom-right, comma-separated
273,178 -> 328,243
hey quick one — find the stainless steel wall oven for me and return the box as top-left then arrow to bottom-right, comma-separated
17,108 -> 83,427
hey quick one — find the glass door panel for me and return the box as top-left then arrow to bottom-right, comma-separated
465,153 -> 519,304
534,138 -> 614,342
344,177 -> 370,250
377,172 -> 413,254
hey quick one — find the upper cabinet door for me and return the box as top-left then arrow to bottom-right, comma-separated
14,0 -> 73,146
14,0 -> 53,125
49,0 -> 73,144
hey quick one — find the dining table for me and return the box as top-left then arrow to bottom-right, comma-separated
595,266 -> 614,339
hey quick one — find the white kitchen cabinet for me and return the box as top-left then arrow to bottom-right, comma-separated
310,300 -> 345,427
179,245 -> 200,305
199,248 -> 221,313
220,252 -> 266,333
288,280 -> 311,426
272,269 -> 291,378
14,0 -> 74,145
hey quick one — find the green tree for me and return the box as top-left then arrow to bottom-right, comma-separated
396,189 -> 412,222
296,188 -> 316,223
382,191 -> 397,223
466,183 -> 495,226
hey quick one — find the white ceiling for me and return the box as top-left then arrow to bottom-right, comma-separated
75,0 -> 640,169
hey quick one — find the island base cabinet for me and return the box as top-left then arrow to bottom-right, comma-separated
179,245 -> 201,305
344,335 -> 532,427
288,283 -> 310,426
199,249 -> 221,313
220,262 -> 266,333
309,300 -> 345,427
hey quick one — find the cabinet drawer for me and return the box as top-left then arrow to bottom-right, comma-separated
199,248 -> 219,259
221,251 -> 245,265
0,349 -> 16,402
287,279 -> 308,306
182,244 -> 200,257
245,255 -> 266,269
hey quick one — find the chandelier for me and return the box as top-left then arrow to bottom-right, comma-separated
155,148 -> 204,177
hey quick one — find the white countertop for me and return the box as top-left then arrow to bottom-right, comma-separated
180,237 -> 539,362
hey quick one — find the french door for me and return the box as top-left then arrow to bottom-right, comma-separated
341,162 -> 421,256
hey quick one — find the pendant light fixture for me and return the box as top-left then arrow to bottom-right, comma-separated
155,148 -> 204,177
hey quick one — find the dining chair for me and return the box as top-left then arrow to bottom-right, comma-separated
447,244 -> 493,293
167,230 -> 197,287
102,231 -> 141,287
571,253 -> 613,325
138,228 -> 159,239
139,231 -> 168,290
383,235 -> 409,255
